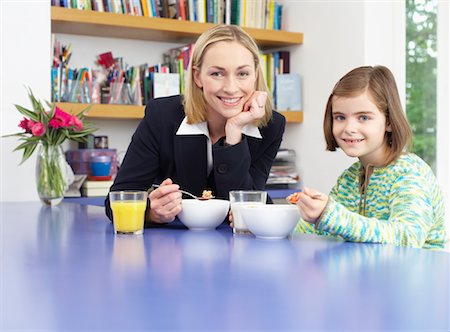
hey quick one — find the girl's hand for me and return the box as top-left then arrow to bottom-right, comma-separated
225,91 -> 267,144
148,178 -> 182,223
297,187 -> 328,224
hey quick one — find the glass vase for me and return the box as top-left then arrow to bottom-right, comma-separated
35,143 -> 68,206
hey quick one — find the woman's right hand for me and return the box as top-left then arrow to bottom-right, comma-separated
148,178 -> 182,223
228,209 -> 234,228
224,91 -> 267,145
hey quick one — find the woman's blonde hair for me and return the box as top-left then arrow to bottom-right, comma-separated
323,65 -> 413,165
183,24 -> 273,127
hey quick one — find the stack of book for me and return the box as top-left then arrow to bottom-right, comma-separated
81,180 -> 113,197
266,149 -> 300,189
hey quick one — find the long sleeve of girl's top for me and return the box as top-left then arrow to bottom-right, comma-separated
316,154 -> 446,249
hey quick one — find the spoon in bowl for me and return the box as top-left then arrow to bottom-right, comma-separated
151,184 -> 214,200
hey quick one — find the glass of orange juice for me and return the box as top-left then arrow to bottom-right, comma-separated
110,191 -> 148,235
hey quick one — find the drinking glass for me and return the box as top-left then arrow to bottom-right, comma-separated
229,190 -> 267,235
110,191 -> 148,235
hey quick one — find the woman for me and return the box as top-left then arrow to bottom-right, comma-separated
106,25 -> 286,224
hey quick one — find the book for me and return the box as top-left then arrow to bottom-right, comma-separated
81,180 -> 113,197
279,50 -> 290,73
276,73 -> 302,111
64,174 -> 87,197
153,73 -> 180,98
82,180 -> 114,189
81,187 -> 110,197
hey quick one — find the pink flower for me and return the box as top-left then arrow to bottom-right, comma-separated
49,118 -> 62,129
49,107 -> 72,129
18,117 -> 33,133
31,122 -> 46,137
69,116 -> 83,131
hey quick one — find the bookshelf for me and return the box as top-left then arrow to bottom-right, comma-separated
56,102 -> 304,123
51,7 -> 303,48
51,7 -> 304,123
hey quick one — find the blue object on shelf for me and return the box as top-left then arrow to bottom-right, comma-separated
90,155 -> 112,176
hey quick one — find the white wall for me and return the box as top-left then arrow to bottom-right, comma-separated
0,1 -> 438,205
281,0 -> 408,195
282,1 -> 370,193
1,1 -> 50,202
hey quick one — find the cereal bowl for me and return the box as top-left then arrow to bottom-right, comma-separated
240,204 -> 300,239
177,199 -> 230,230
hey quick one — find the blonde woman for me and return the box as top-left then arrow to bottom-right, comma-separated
106,25 -> 285,224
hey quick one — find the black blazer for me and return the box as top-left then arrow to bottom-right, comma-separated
105,95 -> 286,220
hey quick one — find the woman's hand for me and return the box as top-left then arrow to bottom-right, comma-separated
228,209 -> 234,228
225,91 -> 267,145
148,178 -> 182,223
297,187 -> 329,224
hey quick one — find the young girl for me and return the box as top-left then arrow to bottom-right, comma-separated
294,65 -> 447,249
106,25 -> 285,224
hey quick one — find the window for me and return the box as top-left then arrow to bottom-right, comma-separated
405,0 -> 438,171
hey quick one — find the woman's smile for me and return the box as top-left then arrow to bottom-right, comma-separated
218,96 -> 243,106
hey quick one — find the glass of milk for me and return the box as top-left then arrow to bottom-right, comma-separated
229,191 -> 267,235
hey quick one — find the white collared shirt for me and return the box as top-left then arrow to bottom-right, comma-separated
176,117 -> 262,175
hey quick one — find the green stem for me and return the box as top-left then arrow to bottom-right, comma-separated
37,144 -> 66,198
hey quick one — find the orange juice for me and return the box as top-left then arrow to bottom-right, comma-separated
111,200 -> 146,234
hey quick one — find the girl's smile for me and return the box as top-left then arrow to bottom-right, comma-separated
342,138 -> 364,144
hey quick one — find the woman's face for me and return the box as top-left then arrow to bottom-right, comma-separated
193,41 -> 257,120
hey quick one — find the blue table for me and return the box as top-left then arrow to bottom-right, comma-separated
2,202 -> 449,331
63,188 -> 299,206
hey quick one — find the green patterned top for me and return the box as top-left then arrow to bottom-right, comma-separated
294,153 -> 447,249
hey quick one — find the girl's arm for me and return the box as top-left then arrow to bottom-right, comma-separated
316,172 -> 438,248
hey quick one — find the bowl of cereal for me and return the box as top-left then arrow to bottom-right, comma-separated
177,199 -> 230,231
240,204 -> 300,239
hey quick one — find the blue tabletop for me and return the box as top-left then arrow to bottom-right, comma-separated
63,188 -> 299,206
1,202 -> 449,331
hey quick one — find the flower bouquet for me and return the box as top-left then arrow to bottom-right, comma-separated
3,88 -> 97,205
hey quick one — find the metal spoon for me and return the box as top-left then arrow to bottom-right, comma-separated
286,191 -> 322,204
151,184 -> 214,200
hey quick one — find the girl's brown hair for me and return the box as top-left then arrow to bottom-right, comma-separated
183,24 -> 273,127
323,65 -> 412,165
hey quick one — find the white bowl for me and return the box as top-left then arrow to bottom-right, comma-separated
178,199 -> 230,230
241,204 -> 300,239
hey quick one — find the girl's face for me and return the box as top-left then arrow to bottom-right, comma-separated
193,41 -> 257,121
331,91 -> 392,167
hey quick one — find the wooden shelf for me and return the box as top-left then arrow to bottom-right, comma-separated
51,7 -> 303,49
56,103 -> 144,119
56,102 -> 303,123
279,110 -> 303,123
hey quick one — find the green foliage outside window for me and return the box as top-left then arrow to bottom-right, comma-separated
406,0 -> 437,171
